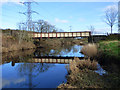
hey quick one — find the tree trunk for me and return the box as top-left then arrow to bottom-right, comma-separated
111,26 -> 112,34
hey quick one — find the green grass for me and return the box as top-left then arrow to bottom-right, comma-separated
98,40 -> 120,61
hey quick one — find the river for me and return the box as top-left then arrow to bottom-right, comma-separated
1,45 -> 84,88
1,44 -> 106,88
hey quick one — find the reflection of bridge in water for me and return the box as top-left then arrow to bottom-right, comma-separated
11,56 -> 84,66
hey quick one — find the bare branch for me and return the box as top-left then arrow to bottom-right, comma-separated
103,6 -> 118,33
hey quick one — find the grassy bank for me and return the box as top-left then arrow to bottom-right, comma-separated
97,40 -> 120,75
98,40 -> 120,62
2,33 -> 36,53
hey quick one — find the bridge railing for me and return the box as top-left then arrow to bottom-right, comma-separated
30,31 -> 91,38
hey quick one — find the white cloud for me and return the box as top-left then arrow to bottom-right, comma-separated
1,78 -> 26,89
0,0 -> 25,5
55,18 -> 69,23
103,4 -> 118,11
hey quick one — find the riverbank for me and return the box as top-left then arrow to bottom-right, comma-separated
2,35 -> 36,53
35,38 -> 88,48
97,40 -> 120,63
58,58 -> 120,88
58,58 -> 109,88
58,40 -> 120,88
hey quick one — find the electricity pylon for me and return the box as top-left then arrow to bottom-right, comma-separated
19,0 -> 39,32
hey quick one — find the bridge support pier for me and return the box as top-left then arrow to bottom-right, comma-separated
88,36 -> 92,43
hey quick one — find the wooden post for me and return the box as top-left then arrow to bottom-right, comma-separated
80,32 -> 82,37
41,33 -> 42,40
41,58 -> 42,63
48,33 -> 49,39
56,32 -> 57,38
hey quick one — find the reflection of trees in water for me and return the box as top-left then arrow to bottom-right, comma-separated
34,44 -> 78,57
17,63 -> 55,76
16,60 -> 55,88
2,49 -> 35,64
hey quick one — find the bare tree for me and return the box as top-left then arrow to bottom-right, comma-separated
118,1 -> 120,33
17,22 -> 32,43
103,6 -> 118,34
18,19 -> 59,36
33,20 -> 58,33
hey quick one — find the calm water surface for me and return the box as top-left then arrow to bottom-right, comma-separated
2,45 -> 84,88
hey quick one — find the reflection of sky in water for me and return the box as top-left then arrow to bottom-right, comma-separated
50,45 -> 84,57
2,62 -> 68,88
95,64 -> 106,75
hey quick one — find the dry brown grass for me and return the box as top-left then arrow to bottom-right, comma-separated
81,43 -> 97,58
58,83 -> 77,89
2,35 -> 36,53
70,57 -> 98,71
58,58 -> 100,88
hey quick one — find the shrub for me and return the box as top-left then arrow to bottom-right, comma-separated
71,57 -> 98,70
81,44 -> 97,58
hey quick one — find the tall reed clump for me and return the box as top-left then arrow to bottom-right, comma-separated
69,57 -> 98,72
57,58 -> 105,89
80,43 -> 97,58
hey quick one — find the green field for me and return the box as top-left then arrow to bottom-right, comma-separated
98,40 -> 120,61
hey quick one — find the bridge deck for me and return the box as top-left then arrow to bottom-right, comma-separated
30,31 -> 91,39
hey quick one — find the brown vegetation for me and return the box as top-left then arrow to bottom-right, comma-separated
58,58 -> 107,88
58,83 -> 77,88
72,57 -> 98,70
2,35 -> 36,53
80,43 -> 97,58
58,57 -> 120,88
37,38 -> 87,48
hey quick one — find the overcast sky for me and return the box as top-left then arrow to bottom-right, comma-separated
0,0 -> 119,34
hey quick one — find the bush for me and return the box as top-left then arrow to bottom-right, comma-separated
70,57 -> 98,71
81,43 -> 97,58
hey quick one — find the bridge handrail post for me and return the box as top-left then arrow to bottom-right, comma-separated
41,32 -> 42,40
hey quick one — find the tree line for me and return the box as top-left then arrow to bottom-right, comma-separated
18,19 -> 63,33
